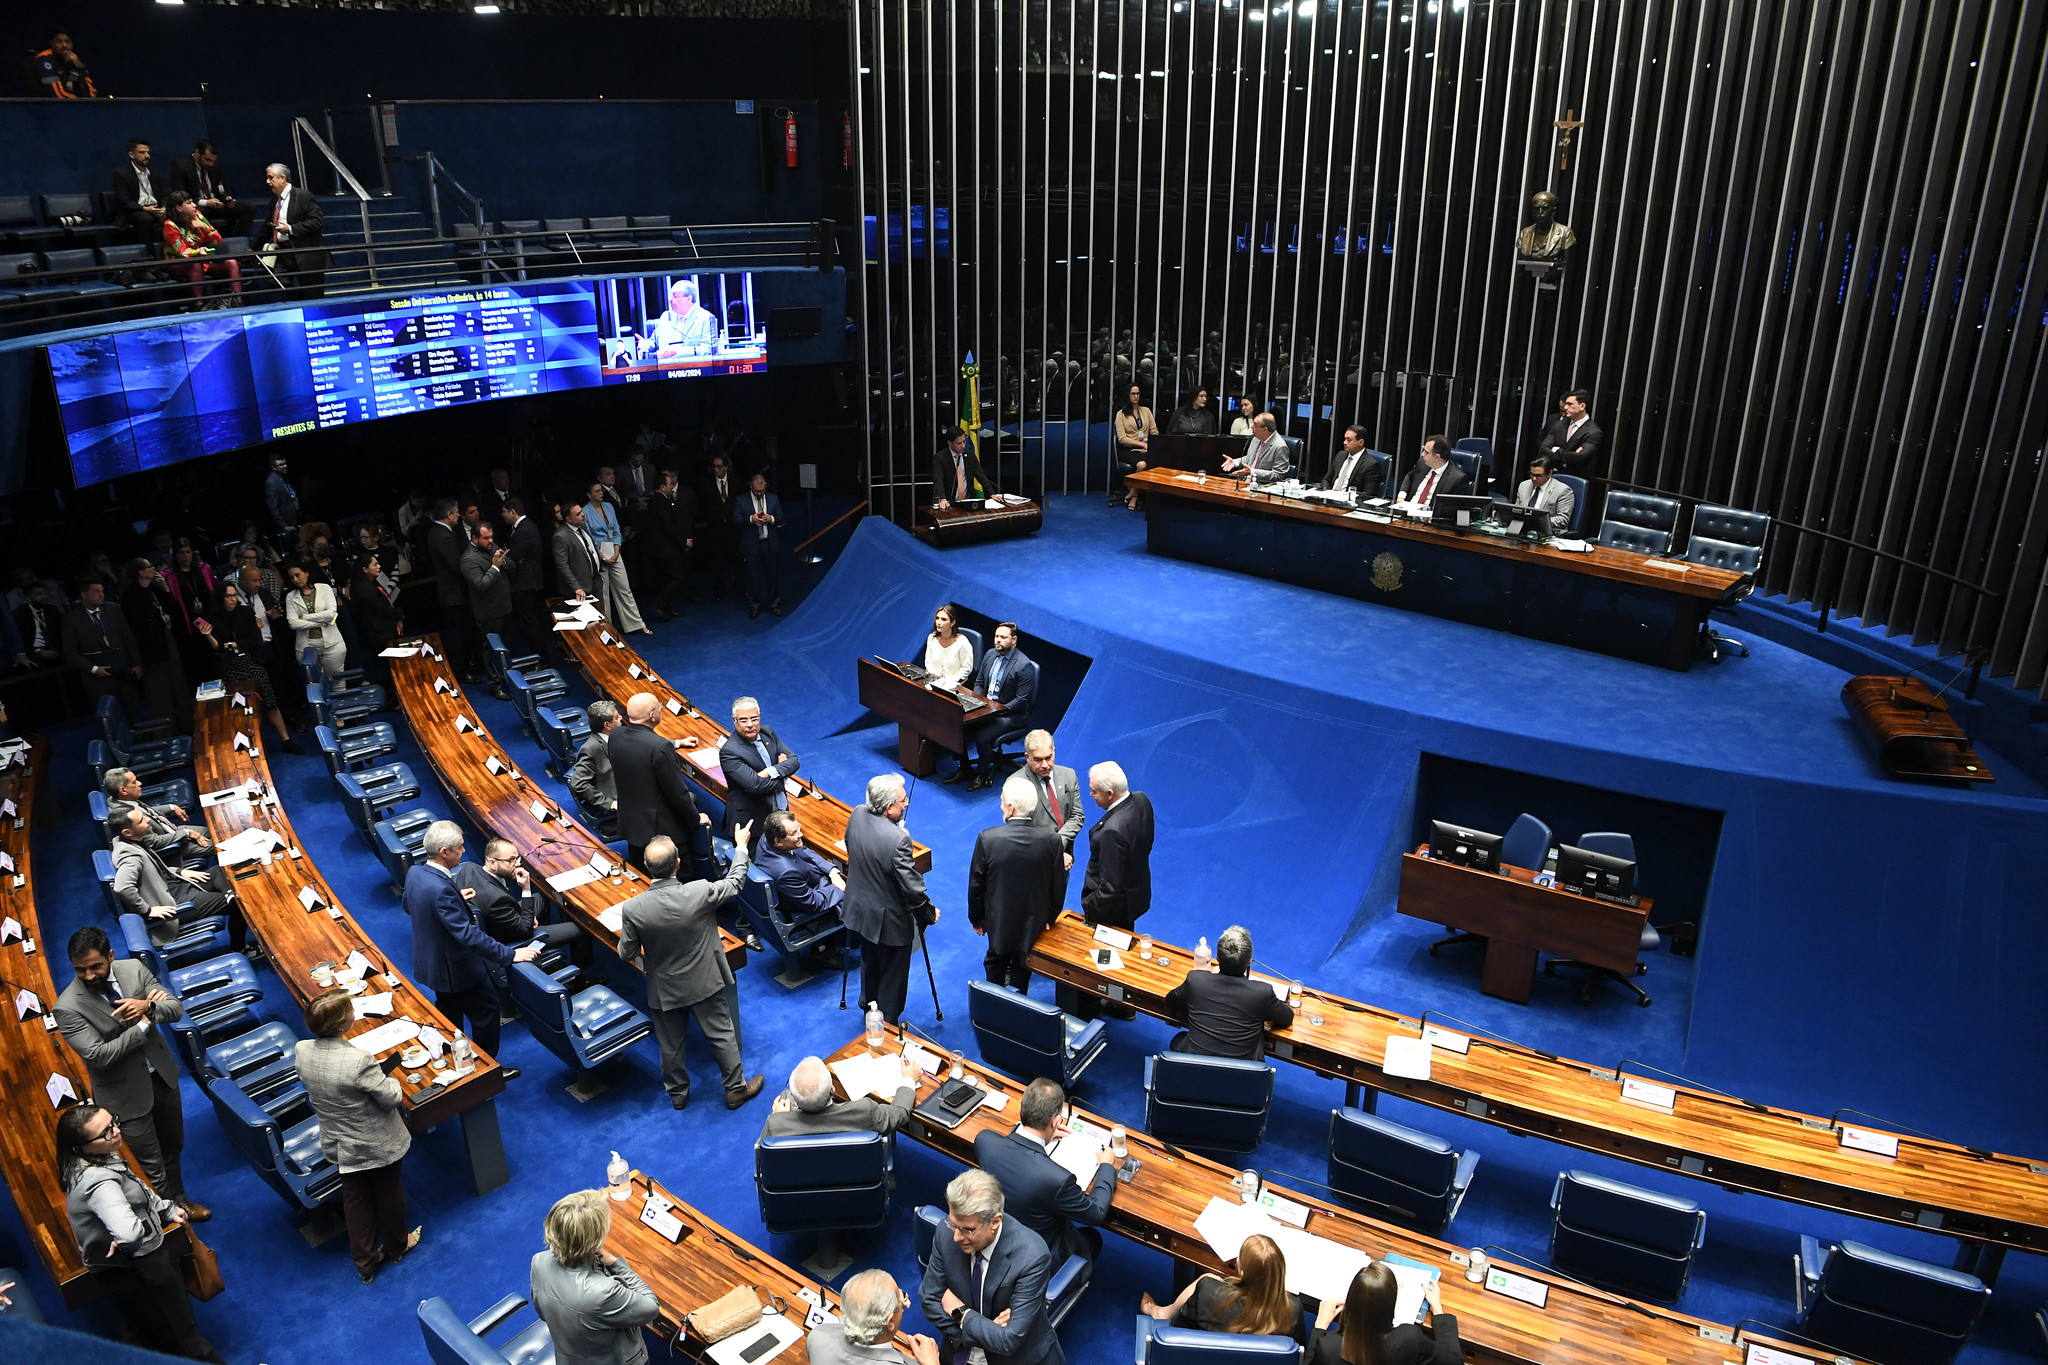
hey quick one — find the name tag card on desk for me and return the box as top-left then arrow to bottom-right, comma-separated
233,732 -> 254,752
1483,1266 -> 1549,1309
434,677 -> 453,695
1422,1024 -> 1471,1054
484,755 -> 506,776
298,886 -> 323,911
455,715 -> 478,735
639,1199 -> 685,1242
1092,924 -> 1133,950
1839,1125 -> 1901,1158
1620,1077 -> 1677,1113
627,664 -> 643,679
530,801 -> 552,823
1,917 -> 23,944
0,852 -> 13,873
1745,1345 -> 1816,1365
666,698 -> 684,715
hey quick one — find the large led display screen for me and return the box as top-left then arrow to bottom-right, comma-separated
48,270 -> 766,487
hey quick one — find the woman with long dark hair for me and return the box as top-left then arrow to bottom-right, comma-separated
1111,383 -> 1159,510
194,581 -> 301,752
119,558 -> 191,732
58,1103 -> 226,1362
1307,1261 -> 1459,1365
1141,1234 -> 1308,1343
159,538 -> 217,681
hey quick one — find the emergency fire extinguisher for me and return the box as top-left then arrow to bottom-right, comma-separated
777,108 -> 798,168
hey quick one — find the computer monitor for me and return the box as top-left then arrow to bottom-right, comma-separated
1492,500 -> 1545,541
1430,494 -> 1496,530
1429,819 -> 1503,873
1554,843 -> 1637,901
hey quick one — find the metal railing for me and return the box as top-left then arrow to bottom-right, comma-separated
290,116 -> 379,287
415,152 -> 486,239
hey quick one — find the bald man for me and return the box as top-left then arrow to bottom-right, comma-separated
608,691 -> 709,868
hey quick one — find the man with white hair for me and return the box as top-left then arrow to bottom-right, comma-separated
761,1053 -> 919,1139
404,820 -> 541,1075
968,774 -> 1062,991
920,1169 -> 1063,1365
807,1268 -> 941,1365
718,694 -> 801,850
252,161 -> 326,300
1068,762 -> 1154,1021
842,773 -> 939,1025
1219,411 -> 1292,484
652,278 -> 719,357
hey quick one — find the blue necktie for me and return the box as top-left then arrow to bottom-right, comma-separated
954,1252 -> 988,1365
754,738 -> 786,810
988,655 -> 1004,699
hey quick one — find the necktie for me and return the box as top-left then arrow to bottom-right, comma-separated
988,655 -> 1004,698
1417,469 -> 1438,506
1044,778 -> 1060,822
754,738 -> 786,810
955,456 -> 967,502
754,496 -> 768,538
274,192 -> 286,229
952,1252 -> 989,1365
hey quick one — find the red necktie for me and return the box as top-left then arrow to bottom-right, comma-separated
1418,469 -> 1439,505
1045,779 -> 1060,822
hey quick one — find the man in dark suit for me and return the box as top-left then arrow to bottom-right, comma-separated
616,832 -> 765,1111
567,699 -> 620,834
498,496 -> 552,667
733,471 -> 784,618
1021,730 -> 1083,909
1163,924 -> 1294,1060
932,425 -> 994,508
405,822 -> 540,1073
251,162 -> 327,300
110,139 -> 168,243
61,575 -> 145,721
698,453 -> 742,601
55,927 -> 210,1219
1394,434 -> 1467,512
552,501 -> 605,608
169,140 -> 252,238
762,1053 -> 916,1139
718,695 -> 800,848
973,1079 -> 1116,1267
426,498 -> 478,683
637,469 -> 696,620
461,520 -> 514,700
952,622 -> 1037,792
920,1170 -> 1064,1365
14,580 -> 63,664
969,775 -> 1063,991
478,468 -> 516,524
843,774 -> 938,1025
1321,423 -> 1384,499
753,811 -> 847,968
610,692 -> 710,869
1080,761 -> 1152,931
1538,388 -> 1604,475
453,837 -> 590,1010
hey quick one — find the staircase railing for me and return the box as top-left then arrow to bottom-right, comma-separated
415,152 -> 486,239
290,116 -> 379,287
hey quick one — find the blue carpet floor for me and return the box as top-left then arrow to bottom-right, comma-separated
6,492 -> 2044,1363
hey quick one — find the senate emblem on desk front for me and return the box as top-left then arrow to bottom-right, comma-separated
1371,551 -> 1404,592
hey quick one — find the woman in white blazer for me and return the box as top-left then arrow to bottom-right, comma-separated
295,989 -> 419,1282
285,560 -> 346,679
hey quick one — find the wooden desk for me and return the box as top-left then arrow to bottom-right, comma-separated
1396,851 -> 1649,1005
605,1172 -> 918,1362
826,1026 -> 1853,1365
856,657 -> 1000,777
191,697 -> 511,1193
1027,913 -> 2048,1261
914,498 -> 1043,548
384,639 -> 745,972
1127,468 -> 1746,670
555,615 -> 932,874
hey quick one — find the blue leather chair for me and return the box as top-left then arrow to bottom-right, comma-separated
1794,1236 -> 1988,1364
201,1020 -> 307,1110
1432,812 -> 1551,955
117,910 -> 244,984
534,706 -> 591,780
1554,474 -> 1589,536
1143,1052 -> 1275,1156
487,634 -> 572,709
373,818 -> 423,890
1445,448 -> 1481,492
85,740 -> 196,812
957,626 -> 985,677
96,698 -> 192,778
166,1001 -> 260,1081
967,980 -> 1107,1089
914,1204 -> 1092,1327
1595,491 -> 1681,555
723,839 -> 845,974
93,848 -> 137,920
418,1293 -> 556,1365
1135,1315 -> 1302,1365
1683,503 -> 1770,662
1452,435 -> 1493,476
1326,1107 -> 1480,1232
1548,1169 -> 1705,1302
95,693 -> 176,745
315,723 -> 399,777
507,961 -> 653,1075
755,1129 -> 893,1277
308,686 -> 399,753
508,671 -> 588,743
1543,831 -> 1658,1006
203,1073 -> 341,1210
300,646 -> 386,717
334,767 -> 430,846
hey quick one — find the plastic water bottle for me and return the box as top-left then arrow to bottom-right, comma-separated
607,1150 -> 630,1202
1193,936 -> 1210,972
865,1001 -> 886,1050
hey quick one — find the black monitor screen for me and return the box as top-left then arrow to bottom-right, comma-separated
1555,843 -> 1636,900
1429,819 -> 1503,873
1431,494 -> 1495,529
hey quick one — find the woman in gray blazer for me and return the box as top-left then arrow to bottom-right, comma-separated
531,1189 -> 661,1365
295,988 -> 419,1282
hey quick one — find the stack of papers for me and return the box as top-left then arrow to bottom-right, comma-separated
198,780 -> 263,808
1191,1196 -> 1371,1303
352,992 -> 394,1019
216,827 -> 285,866
349,1017 -> 421,1054
597,904 -> 624,935
829,1051 -> 908,1101
1046,1118 -> 1110,1185
378,645 -> 421,658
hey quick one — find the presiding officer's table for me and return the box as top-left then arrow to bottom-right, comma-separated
1127,468 -> 1746,670
857,657 -> 1000,777
385,640 -> 745,971
914,496 -> 1043,548
192,695 -> 512,1192
554,613 -> 932,873
1396,849 -> 1651,1004
828,1026 -> 1857,1365
1028,912 -> 2048,1266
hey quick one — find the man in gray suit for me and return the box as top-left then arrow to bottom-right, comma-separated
552,501 -> 606,605
920,1169 -> 1062,1365
843,774 -> 939,1026
1020,732 -> 1083,902
102,766 -> 210,855
1512,452 -> 1576,534
461,520 -> 514,701
55,926 -> 210,1220
807,1268 -> 941,1365
567,699 -> 620,836
616,831 -> 766,1112
762,1054 -> 918,1140
109,806 -> 245,952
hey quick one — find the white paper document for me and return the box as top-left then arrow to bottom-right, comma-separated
1382,1035 -> 1433,1081
349,1017 -> 422,1054
216,827 -> 285,866
352,993 -> 394,1019
378,646 -> 420,658
552,619 -> 589,632
571,601 -> 604,622
597,904 -> 624,935
1046,1121 -> 1110,1187
828,1051 -> 906,1101
1191,1197 -> 1370,1303
547,865 -> 604,895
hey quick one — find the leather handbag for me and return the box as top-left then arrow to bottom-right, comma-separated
685,1285 -> 763,1343
178,1222 -> 227,1300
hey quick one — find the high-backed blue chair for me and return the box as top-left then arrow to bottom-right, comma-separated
1794,1236 -> 1988,1365
166,1001 -> 260,1081
1432,811 -> 1551,956
967,980 -> 1107,1089
1135,1315 -> 1302,1365
92,848 -> 134,920
1445,447 -> 1481,492
507,961 -> 653,1076
1452,435 -> 1493,476
507,670 -> 587,742
201,1020 -> 307,1113
335,768 -> 430,846
315,723 -> 398,777
1543,831 -> 1658,1006
756,1130 -> 894,1277
373,818 -> 422,890
203,1073 -> 341,1211
300,646 -> 385,716
96,698 -> 192,778
117,911 -> 243,984
418,1293 -> 556,1365
1554,474 -> 1589,535
534,706 -> 591,780
487,633 -> 572,708
724,841 -> 844,975
308,685 -> 398,752
1684,503 -> 1770,662
1326,1107 -> 1480,1232
957,626 -> 985,677
1595,491 -> 1681,555
1549,1169 -> 1705,1302
1143,1052 -> 1275,1156
96,692 -> 176,744
85,740 -> 195,811
914,1204 -> 1092,1326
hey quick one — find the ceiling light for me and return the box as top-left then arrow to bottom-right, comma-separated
474,4 -> 500,12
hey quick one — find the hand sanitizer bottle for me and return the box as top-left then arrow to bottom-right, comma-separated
865,1001 -> 886,1049
607,1150 -> 630,1201
1193,936 -> 1210,971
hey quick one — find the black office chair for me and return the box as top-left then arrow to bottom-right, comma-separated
1595,491 -> 1681,555
1544,831 -> 1657,1006
1683,503 -> 1770,662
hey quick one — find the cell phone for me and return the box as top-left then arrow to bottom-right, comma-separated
739,1333 -> 778,1363
192,618 -> 209,633
1095,948 -> 1113,966
379,1052 -> 405,1076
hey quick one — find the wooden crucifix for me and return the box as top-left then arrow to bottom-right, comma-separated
1554,108 -> 1585,170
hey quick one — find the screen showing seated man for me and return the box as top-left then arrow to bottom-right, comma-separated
651,278 -> 720,357
595,272 -> 765,381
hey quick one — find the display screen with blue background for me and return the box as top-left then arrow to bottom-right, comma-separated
48,270 -> 763,487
